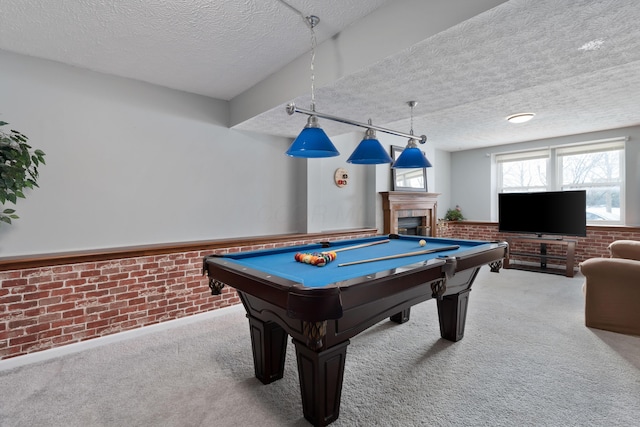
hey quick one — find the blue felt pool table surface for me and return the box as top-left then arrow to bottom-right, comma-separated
220,235 -> 492,288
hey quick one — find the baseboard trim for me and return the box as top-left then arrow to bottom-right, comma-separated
0,304 -> 244,371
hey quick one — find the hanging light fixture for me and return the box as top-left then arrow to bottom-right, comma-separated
346,120 -> 393,164
285,15 -> 339,158
283,10 -> 428,163
287,103 -> 426,155
286,114 -> 339,158
392,101 -> 432,169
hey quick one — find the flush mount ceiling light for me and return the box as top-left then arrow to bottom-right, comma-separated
579,38 -> 605,51
506,113 -> 535,124
391,101 -> 432,169
284,13 -> 427,165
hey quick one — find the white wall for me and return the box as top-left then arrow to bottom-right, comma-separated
0,50 -> 470,258
305,132 -> 366,233
11,47 -> 636,260
0,51 -> 302,256
433,149 -> 451,219
449,126 -> 640,225
305,132 -> 402,233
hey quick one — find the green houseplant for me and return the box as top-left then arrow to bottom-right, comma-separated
444,205 -> 465,221
0,120 -> 46,225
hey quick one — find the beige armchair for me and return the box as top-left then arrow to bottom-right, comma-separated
579,240 -> 640,336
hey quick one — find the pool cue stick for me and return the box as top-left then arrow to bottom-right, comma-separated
337,245 -> 460,267
326,239 -> 390,253
296,240 -> 391,267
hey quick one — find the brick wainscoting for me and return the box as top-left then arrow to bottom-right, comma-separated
438,221 -> 640,265
0,230 -> 377,360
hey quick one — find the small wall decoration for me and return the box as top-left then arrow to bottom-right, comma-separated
334,168 -> 348,188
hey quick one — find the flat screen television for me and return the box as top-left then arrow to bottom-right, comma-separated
498,190 -> 587,237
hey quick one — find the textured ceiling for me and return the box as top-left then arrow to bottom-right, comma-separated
2,0 -> 640,151
0,0 -> 390,100
240,0 -> 640,151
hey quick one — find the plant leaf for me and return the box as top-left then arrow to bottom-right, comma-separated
0,123 -> 46,227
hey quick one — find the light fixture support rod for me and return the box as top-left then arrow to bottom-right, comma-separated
286,103 -> 426,144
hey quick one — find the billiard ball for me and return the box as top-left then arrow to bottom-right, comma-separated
419,239 -> 426,247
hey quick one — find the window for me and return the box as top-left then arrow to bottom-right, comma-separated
497,149 -> 549,193
496,138 -> 625,224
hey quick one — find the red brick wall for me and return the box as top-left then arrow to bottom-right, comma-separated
4,226 -> 636,361
438,221 -> 640,265
1,233 -> 376,360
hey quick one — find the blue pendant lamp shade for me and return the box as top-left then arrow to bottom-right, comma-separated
347,128 -> 393,164
286,115 -> 340,158
392,139 -> 432,168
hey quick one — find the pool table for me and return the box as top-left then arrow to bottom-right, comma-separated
203,234 -> 507,426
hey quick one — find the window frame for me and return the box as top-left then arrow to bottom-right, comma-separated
494,137 -> 626,225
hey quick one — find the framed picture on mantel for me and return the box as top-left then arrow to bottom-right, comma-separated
391,145 -> 428,192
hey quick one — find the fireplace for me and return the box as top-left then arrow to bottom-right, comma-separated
380,192 -> 439,237
397,216 -> 430,236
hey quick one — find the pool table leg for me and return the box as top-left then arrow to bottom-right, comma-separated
390,308 -> 411,323
293,339 -> 350,427
436,288 -> 471,342
247,315 -> 288,384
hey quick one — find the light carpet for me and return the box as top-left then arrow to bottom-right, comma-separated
1,267 -> 639,427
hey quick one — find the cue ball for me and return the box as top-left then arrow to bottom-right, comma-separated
419,239 -> 426,247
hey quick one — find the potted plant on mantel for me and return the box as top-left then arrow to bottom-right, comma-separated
0,120 -> 46,225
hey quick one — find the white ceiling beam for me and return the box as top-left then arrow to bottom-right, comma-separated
229,0 -> 507,128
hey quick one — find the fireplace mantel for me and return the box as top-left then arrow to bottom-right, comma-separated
380,191 -> 440,236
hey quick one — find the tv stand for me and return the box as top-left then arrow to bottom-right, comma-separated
504,236 -> 576,277
536,233 -> 564,241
